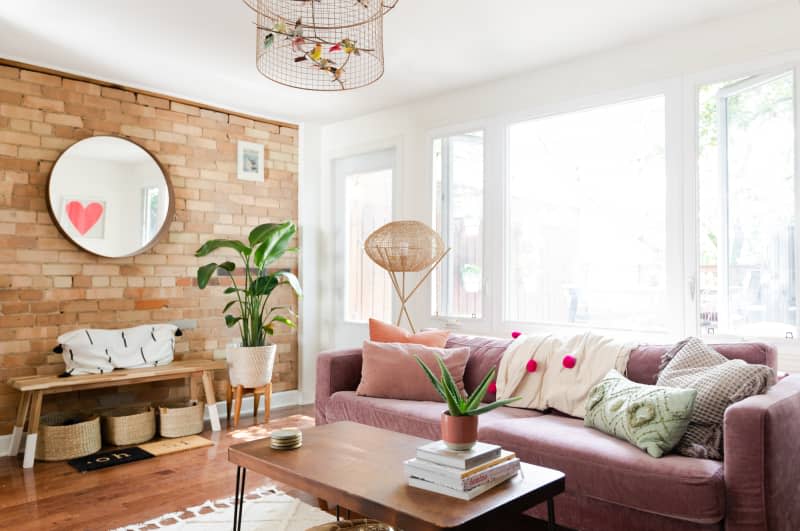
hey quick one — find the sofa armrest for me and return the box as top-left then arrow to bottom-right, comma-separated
315,348 -> 363,425
724,374 -> 800,531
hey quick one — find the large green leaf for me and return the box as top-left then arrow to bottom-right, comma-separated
275,271 -> 302,296
466,397 -> 522,416
268,315 -> 296,328
218,261 -> 236,272
249,275 -> 278,297
224,315 -> 242,328
252,222 -> 296,269
197,263 -> 218,289
248,222 -> 284,247
195,239 -> 250,258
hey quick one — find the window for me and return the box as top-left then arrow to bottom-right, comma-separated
506,96 -> 668,331
334,150 -> 394,323
141,187 -> 160,245
432,131 -> 484,318
697,71 -> 796,338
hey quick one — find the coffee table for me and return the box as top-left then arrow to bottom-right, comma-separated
228,421 -> 565,531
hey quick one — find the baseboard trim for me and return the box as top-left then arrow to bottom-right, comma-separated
1,389 -> 302,457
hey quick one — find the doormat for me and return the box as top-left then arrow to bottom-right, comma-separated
140,434 -> 213,456
68,446 -> 154,472
68,435 -> 213,472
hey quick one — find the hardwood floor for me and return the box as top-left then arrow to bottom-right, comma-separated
0,404 -> 319,531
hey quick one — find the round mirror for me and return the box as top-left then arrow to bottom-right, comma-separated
47,136 -> 173,258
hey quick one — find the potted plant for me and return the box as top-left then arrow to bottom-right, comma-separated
195,221 -> 301,389
415,356 -> 520,450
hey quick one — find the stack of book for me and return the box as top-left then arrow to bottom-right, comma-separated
404,440 -> 520,500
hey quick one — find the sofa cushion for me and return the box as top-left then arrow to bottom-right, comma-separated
325,391 -> 541,441
584,369 -> 697,458
479,415 -> 725,524
446,334 -> 512,401
657,337 -> 775,460
627,342 -> 777,385
356,341 -> 469,402
369,318 -> 449,347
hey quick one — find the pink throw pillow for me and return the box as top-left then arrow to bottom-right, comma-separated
368,318 -> 450,348
356,340 -> 469,402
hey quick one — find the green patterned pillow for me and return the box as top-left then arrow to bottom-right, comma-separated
584,370 -> 697,458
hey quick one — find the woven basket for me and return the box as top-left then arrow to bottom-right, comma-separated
227,345 -> 276,388
159,400 -> 204,438
36,413 -> 101,461
101,407 -> 156,446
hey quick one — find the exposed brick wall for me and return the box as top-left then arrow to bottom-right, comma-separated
0,63 -> 299,434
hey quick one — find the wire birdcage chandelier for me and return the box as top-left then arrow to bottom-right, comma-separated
243,0 -> 398,91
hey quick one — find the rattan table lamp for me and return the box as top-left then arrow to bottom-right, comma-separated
364,221 -> 450,332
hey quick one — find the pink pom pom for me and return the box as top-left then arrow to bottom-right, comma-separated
511,330 -> 522,339
487,381 -> 497,394
562,355 -> 577,369
526,359 -> 538,372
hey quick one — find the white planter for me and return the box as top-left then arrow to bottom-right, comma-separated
227,344 -> 276,388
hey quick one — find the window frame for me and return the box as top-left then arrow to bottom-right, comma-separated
684,54 -> 800,349
429,125 -> 488,323
423,52 -> 800,355
498,81 -> 685,339
426,82 -> 685,340
427,121 -> 493,327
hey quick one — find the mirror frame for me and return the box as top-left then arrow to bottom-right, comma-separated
46,135 -> 175,258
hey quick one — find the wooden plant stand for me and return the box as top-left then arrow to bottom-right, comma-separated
226,382 -> 272,428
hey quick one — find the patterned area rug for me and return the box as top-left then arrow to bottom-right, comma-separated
113,486 -> 335,530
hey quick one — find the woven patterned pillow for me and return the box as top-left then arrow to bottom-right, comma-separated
656,337 -> 775,459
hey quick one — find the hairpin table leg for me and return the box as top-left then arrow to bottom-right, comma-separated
233,466 -> 246,531
547,497 -> 556,531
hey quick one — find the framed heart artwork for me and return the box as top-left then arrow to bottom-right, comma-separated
59,198 -> 106,239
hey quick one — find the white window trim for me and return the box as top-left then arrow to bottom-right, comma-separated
427,121 -> 492,329
421,51 -> 800,360
683,53 -> 800,351
497,80 -> 685,338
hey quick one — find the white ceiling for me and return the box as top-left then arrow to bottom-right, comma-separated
0,1 -> 784,124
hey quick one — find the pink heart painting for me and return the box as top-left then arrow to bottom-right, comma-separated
65,201 -> 104,235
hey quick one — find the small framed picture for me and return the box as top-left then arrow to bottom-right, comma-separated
237,140 -> 265,182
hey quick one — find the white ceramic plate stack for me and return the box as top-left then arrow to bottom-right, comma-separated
270,428 -> 302,450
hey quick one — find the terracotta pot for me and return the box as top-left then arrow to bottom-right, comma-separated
440,412 -> 478,451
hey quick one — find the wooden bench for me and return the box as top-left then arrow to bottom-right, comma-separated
7,359 -> 226,468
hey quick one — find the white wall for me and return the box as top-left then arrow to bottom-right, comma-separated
298,122 -> 324,403
318,2 -> 800,356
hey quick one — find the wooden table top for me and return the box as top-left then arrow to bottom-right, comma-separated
8,359 -> 227,392
228,421 -> 565,531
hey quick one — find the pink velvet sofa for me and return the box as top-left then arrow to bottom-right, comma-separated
315,334 -> 800,531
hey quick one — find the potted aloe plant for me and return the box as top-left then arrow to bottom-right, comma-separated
416,356 -> 520,450
195,221 -> 301,389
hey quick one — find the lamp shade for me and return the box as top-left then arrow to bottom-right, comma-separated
364,221 -> 446,273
